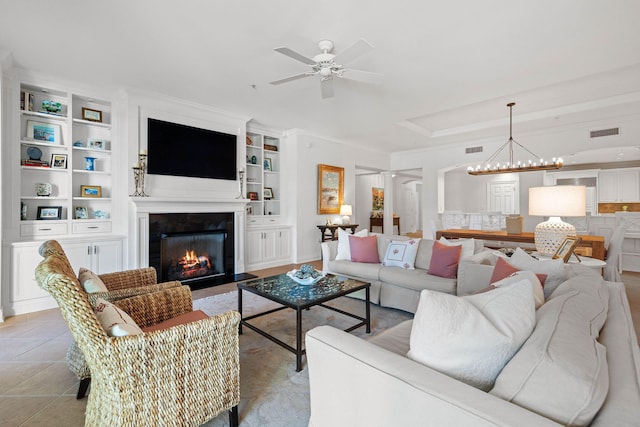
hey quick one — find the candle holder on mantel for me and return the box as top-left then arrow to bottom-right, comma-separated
130,152 -> 149,197
236,169 -> 245,199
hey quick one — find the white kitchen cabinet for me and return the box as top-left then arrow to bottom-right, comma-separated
246,226 -> 292,270
62,239 -> 123,275
598,169 -> 640,202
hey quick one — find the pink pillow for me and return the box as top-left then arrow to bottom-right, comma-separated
349,235 -> 380,263
490,257 -> 547,287
427,241 -> 462,278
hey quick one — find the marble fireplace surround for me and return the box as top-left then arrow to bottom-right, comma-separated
130,197 -> 248,275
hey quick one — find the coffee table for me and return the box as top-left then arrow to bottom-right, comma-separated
237,273 -> 370,371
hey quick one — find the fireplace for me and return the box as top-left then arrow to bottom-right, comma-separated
149,212 -> 235,287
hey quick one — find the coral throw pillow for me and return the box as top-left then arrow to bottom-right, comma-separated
349,235 -> 380,263
335,228 -> 368,261
490,257 -> 547,287
427,240 -> 462,278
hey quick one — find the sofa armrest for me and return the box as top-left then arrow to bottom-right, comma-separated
99,267 -> 158,291
321,240 -> 339,273
306,326 -> 561,427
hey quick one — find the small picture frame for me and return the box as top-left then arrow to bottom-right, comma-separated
264,157 -> 273,171
51,154 -> 67,169
248,191 -> 259,201
87,138 -> 107,150
80,185 -> 102,198
246,205 -> 253,215
27,120 -> 61,144
264,187 -> 274,200
553,236 -> 582,263
82,107 -> 103,122
37,206 -> 62,220
74,206 -> 89,219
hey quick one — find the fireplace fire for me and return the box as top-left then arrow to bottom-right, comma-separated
170,249 -> 214,280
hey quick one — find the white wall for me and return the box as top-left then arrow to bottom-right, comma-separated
284,130 -> 389,263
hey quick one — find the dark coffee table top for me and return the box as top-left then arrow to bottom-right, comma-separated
237,273 -> 369,310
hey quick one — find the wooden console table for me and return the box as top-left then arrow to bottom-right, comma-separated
317,224 -> 359,242
369,216 -> 400,234
435,229 -> 606,261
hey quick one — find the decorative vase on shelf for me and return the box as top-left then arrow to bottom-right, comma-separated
251,155 -> 257,164
84,157 -> 96,171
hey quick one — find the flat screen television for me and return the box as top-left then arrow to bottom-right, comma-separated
147,118 -> 237,180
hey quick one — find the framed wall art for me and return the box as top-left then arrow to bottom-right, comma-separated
317,164 -> 344,214
82,107 -> 103,122
372,187 -> 384,211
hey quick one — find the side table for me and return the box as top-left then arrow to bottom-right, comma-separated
317,224 -> 359,242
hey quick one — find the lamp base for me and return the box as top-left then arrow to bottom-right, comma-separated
342,215 -> 351,225
534,217 -> 576,256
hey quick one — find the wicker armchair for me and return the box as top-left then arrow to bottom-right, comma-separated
36,240 -> 240,427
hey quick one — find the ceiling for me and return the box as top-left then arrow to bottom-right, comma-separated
2,1 -> 640,155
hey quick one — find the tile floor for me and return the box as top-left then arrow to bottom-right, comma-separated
1,264 -> 639,426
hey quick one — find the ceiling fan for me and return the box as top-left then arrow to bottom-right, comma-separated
269,38 -> 383,99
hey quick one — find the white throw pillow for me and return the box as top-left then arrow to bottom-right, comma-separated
438,236 -> 476,259
382,239 -> 420,269
78,267 -> 108,293
509,247 -> 566,298
93,298 -> 143,337
493,270 -> 545,309
334,228 -> 368,261
407,281 -> 535,391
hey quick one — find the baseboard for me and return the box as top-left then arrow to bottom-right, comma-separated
7,296 -> 58,317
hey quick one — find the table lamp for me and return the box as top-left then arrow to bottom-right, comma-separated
340,204 -> 353,224
529,185 -> 586,256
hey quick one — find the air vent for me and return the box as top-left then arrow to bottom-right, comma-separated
465,146 -> 483,154
590,128 -> 619,138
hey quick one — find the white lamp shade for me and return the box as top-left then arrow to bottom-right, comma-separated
340,205 -> 353,216
529,186 -> 586,217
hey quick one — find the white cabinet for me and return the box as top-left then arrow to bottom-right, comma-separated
62,239 -> 123,275
246,227 -> 292,269
598,169 -> 640,202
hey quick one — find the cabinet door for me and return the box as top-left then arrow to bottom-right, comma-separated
11,245 -> 50,302
278,229 -> 291,259
598,172 -> 618,202
62,241 -> 94,276
618,170 -> 640,202
246,230 -> 264,265
93,240 -> 123,274
262,230 -> 279,262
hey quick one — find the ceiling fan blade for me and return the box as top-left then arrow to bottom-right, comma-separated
333,38 -> 373,64
274,47 -> 316,65
269,73 -> 312,85
321,78 -> 334,99
340,69 -> 384,85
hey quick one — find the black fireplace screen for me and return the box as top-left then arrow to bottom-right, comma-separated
161,231 -> 226,282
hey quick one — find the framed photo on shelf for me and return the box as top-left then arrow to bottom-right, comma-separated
88,138 -> 107,150
248,191 -> 258,201
74,206 -> 89,219
263,187 -> 274,200
82,107 -> 103,122
51,154 -> 67,169
553,236 -> 582,263
80,185 -> 102,198
264,157 -> 273,171
317,164 -> 344,214
37,206 -> 62,220
27,120 -> 61,144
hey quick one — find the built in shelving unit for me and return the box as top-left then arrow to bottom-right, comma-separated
245,131 -> 281,223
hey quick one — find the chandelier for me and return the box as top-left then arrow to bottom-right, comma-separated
467,102 -> 563,176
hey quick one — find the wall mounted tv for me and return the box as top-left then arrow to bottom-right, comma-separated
147,118 -> 237,181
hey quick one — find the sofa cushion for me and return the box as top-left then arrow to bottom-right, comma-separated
407,281 -> 535,391
335,228 -> 368,261
427,241 -> 462,278
375,234 -> 410,263
413,238 -> 434,270
438,236 -> 476,258
490,257 -> 547,287
509,248 -> 566,298
349,234 -> 379,263
93,297 -> 143,337
382,239 -> 420,269
379,266 -> 457,294
492,270 -> 545,309
328,259 -> 382,281
368,319 -> 413,355
490,275 -> 610,426
141,310 -> 209,332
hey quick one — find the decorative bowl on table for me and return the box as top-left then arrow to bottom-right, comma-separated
287,265 -> 326,286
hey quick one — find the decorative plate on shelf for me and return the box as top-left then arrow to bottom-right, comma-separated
286,270 -> 326,286
27,146 -> 42,160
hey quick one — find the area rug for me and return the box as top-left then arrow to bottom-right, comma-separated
194,291 -> 412,427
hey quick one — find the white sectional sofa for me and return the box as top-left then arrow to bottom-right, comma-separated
306,264 -> 640,426
321,234 -> 459,313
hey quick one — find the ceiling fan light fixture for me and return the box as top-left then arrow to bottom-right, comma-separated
467,102 -> 563,176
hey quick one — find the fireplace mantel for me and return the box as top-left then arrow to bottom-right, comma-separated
130,197 -> 249,273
